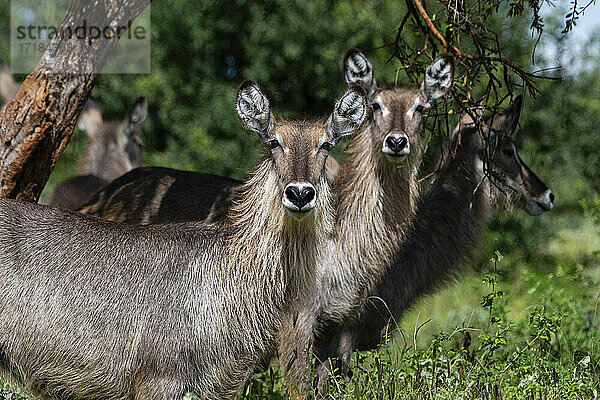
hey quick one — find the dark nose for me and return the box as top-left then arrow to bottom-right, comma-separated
385,136 -> 408,153
285,185 -> 316,210
549,192 -> 555,203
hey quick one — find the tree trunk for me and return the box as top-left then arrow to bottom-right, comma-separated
0,0 -> 150,202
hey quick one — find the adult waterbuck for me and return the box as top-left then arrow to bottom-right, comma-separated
310,96 -> 554,393
45,97 -> 148,210
279,49 -> 454,396
0,81 -> 367,399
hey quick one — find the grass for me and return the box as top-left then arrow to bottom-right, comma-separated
239,262 -> 600,399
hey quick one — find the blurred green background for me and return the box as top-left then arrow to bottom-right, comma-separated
0,0 -> 599,397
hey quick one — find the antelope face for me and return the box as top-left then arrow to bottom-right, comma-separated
372,87 -> 425,164
344,49 -> 453,166
236,81 -> 367,219
465,96 -> 554,216
78,97 -> 148,179
120,97 -> 147,168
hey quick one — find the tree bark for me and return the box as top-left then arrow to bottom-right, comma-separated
0,0 -> 150,201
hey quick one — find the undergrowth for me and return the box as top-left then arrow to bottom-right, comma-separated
241,250 -> 599,400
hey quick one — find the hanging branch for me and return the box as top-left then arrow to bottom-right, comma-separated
412,0 -> 472,58
389,0 -> 570,191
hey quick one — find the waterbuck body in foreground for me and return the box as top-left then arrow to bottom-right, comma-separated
311,96 -> 554,393
279,49 -> 454,396
0,82 -> 367,399
46,97 -> 147,210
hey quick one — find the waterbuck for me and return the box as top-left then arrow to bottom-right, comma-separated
0,81 -> 367,399
310,96 -> 554,393
0,67 -> 146,210
77,49 -> 453,398
45,97 -> 148,210
278,49 -> 454,396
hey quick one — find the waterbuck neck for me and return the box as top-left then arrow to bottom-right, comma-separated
335,117 -> 419,262
227,156 -> 334,307
437,127 -> 490,210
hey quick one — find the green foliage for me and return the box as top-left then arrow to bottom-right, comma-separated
233,250 -> 599,399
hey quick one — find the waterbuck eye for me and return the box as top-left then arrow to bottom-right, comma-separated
415,104 -> 425,113
320,141 -> 334,151
503,147 -> 515,157
268,139 -> 280,149
372,102 -> 381,111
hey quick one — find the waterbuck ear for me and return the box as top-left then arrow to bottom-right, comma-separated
489,95 -> 522,137
235,80 -> 274,142
78,99 -> 103,137
343,49 -> 376,100
328,86 -> 367,145
420,54 -> 454,107
459,106 -> 484,127
124,97 -> 148,137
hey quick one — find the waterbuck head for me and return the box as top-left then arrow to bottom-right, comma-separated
78,97 -> 148,181
344,49 -> 453,167
236,81 -> 367,219
457,96 -> 554,216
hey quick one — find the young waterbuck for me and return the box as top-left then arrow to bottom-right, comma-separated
45,97 -> 148,210
78,49 -> 452,398
279,49 -> 454,396
311,96 -> 554,393
0,81 -> 367,399
0,66 -> 146,210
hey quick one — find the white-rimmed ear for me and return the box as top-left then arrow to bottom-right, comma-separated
78,99 -> 103,138
235,80 -> 274,142
420,54 -> 453,107
124,97 -> 148,137
328,86 -> 367,145
489,95 -> 522,137
344,48 -> 376,100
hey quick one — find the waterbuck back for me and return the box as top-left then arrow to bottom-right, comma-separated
0,81 -> 366,399
45,98 -> 148,210
311,96 -> 554,393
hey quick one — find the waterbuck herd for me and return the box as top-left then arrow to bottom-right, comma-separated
0,49 -> 553,399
